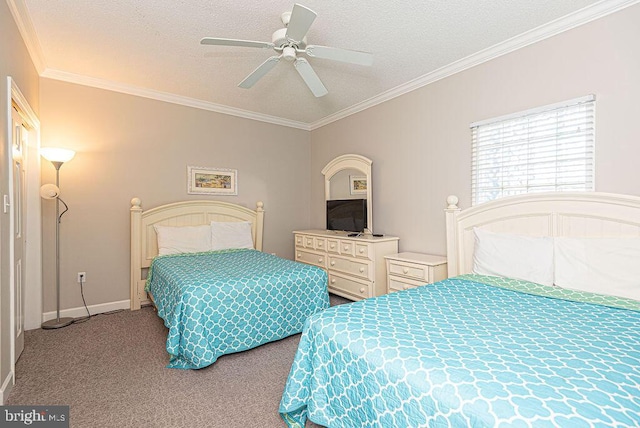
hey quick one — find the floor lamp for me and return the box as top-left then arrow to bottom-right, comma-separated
40,147 -> 76,329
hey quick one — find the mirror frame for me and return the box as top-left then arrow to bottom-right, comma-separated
322,154 -> 373,233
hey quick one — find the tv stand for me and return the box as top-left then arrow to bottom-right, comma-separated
293,230 -> 399,300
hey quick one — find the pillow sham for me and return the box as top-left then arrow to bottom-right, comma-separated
154,224 -> 212,256
554,237 -> 640,301
472,228 -> 554,286
210,221 -> 254,251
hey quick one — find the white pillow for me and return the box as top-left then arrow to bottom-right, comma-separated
154,224 -> 212,256
554,237 -> 640,301
210,221 -> 254,251
472,228 -> 554,286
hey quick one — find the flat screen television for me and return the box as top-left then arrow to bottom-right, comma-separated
326,199 -> 367,233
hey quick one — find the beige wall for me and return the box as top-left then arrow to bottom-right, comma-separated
0,0 -> 40,396
39,80 -> 311,312
310,4 -> 640,256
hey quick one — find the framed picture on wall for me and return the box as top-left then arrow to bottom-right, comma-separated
350,175 -> 367,195
187,166 -> 238,195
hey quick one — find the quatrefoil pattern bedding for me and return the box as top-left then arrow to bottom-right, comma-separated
146,249 -> 329,369
280,275 -> 640,427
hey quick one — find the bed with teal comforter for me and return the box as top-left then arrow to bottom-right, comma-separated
280,275 -> 640,427
146,249 -> 328,369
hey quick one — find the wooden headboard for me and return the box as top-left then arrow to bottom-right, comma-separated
130,198 -> 265,310
445,192 -> 640,278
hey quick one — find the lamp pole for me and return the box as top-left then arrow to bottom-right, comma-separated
42,160 -> 73,329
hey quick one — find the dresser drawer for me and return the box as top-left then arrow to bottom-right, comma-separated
294,234 -> 304,248
328,272 -> 371,299
388,260 -> 427,281
388,275 -> 428,293
328,256 -> 372,280
355,243 -> 372,260
327,239 -> 340,254
339,240 -> 354,256
295,249 -> 326,269
315,237 -> 327,251
301,235 -> 314,249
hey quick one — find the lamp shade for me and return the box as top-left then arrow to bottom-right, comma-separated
40,184 -> 60,200
41,147 -> 75,163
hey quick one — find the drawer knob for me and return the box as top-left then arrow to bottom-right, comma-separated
359,287 -> 366,293
359,248 -> 364,253
297,253 -> 301,258
359,267 -> 365,273
331,279 -> 336,284
344,246 -> 349,251
318,258 -> 323,263
330,261 -> 335,266
403,268 -> 409,274
318,242 -> 323,246
330,244 -> 335,248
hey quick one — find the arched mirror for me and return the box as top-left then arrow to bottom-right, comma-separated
322,154 -> 372,233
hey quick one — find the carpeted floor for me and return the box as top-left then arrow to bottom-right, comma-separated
7,294 -> 350,428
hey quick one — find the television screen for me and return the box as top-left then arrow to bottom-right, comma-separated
326,199 -> 367,233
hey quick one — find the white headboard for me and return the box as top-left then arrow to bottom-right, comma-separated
445,192 -> 640,277
130,198 -> 265,310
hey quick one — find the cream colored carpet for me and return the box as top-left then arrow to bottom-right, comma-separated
7,295 -> 349,428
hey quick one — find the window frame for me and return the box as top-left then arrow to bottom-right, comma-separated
470,95 -> 595,206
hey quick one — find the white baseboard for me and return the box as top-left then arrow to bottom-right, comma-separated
0,370 -> 14,404
40,299 -> 131,328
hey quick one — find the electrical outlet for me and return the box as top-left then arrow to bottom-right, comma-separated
77,272 -> 86,284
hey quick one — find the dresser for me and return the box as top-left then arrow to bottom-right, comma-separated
385,252 -> 447,293
293,230 -> 399,300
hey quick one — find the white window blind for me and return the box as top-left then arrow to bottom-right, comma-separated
471,95 -> 595,206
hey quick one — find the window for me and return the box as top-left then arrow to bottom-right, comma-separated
471,95 -> 595,205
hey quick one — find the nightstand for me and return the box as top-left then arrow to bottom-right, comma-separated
385,252 -> 448,293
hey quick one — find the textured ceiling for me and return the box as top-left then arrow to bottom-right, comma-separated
16,0 -> 621,127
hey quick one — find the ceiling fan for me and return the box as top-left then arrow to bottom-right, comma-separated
200,3 -> 373,97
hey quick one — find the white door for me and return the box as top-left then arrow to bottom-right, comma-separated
11,106 -> 26,362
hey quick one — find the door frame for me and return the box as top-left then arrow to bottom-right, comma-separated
6,77 -> 41,381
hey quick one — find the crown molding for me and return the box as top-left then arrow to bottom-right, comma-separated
40,69 -> 311,130
6,0 -> 46,73
9,0 -> 639,131
309,0 -> 640,130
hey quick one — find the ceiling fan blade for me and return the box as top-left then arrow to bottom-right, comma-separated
238,56 -> 281,89
305,45 -> 373,66
285,4 -> 317,42
200,37 -> 274,49
294,58 -> 328,97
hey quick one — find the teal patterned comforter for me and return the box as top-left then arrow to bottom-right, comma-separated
146,249 -> 328,369
280,275 -> 640,427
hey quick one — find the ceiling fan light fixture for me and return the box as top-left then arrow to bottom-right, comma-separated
283,46 -> 297,61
